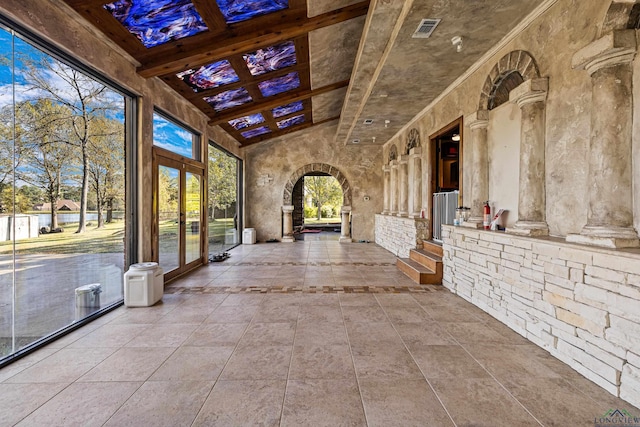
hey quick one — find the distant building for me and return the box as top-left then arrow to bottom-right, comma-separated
34,200 -> 81,211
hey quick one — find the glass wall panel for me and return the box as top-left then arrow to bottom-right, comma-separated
153,112 -> 200,160
0,23 -> 131,363
158,165 -> 180,273
208,143 -> 240,255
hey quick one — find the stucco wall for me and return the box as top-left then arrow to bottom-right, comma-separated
384,0 -> 614,238
243,122 -> 382,242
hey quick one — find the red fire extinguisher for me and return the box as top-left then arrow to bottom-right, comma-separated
483,201 -> 491,230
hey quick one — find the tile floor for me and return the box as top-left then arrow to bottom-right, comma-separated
1,239 -> 639,426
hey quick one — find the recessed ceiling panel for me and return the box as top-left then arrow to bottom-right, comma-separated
258,72 -> 300,97
216,0 -> 289,24
176,60 -> 240,92
229,113 -> 265,130
104,0 -> 208,48
276,114 -> 305,129
241,126 -> 271,139
243,41 -> 297,76
272,101 -> 304,118
204,87 -> 252,111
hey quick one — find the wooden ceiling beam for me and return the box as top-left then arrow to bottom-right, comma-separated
138,0 -> 370,78
208,80 -> 349,126
239,116 -> 340,147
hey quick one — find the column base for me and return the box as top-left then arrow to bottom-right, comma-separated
397,211 -> 408,217
281,236 -> 295,243
566,226 -> 639,249
339,237 -> 353,243
410,212 -> 423,219
507,221 -> 549,237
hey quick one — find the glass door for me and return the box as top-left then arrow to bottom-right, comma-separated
155,155 -> 204,280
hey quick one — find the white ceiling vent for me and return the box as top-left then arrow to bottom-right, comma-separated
352,139 -> 360,144
363,118 -> 374,125
412,18 -> 441,39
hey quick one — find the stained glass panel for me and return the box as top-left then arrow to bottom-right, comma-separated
104,0 -> 208,48
272,101 -> 304,118
243,41 -> 296,76
204,87 -> 252,111
216,0 -> 289,24
229,113 -> 265,130
241,126 -> 271,139
177,60 -> 239,92
277,114 -> 305,129
258,72 -> 300,97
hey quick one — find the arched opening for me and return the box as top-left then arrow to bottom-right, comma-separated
291,173 -> 344,240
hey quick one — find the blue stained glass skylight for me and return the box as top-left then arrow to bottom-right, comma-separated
203,87 -> 252,111
104,0 -> 208,49
241,126 -> 271,139
276,114 -> 305,130
272,101 -> 304,118
229,113 -> 265,130
216,0 -> 288,24
176,60 -> 239,92
258,72 -> 300,98
243,41 -> 297,76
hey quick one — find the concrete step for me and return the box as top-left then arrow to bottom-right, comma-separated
409,248 -> 442,274
396,258 -> 442,285
422,240 -> 443,257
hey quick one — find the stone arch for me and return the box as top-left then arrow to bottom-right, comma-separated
406,128 -> 420,154
282,163 -> 352,206
388,145 -> 398,163
479,50 -> 540,111
601,0 -> 640,35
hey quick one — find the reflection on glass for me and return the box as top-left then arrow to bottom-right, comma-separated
158,166 -> 180,273
258,71 -> 300,97
104,0 -> 208,48
216,0 -> 289,24
208,144 -> 239,255
153,113 -> 198,159
176,60 -> 239,92
243,41 -> 296,76
204,87 -> 252,112
228,113 -> 265,130
185,173 -> 201,264
272,100 -> 303,118
276,114 -> 304,129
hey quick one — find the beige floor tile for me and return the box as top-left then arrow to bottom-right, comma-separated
155,306 -> 214,324
237,322 -> 296,347
67,323 -> 149,348
439,321 -> 513,344
281,379 -> 366,427
351,342 -> 424,379
431,378 -> 540,426
16,381 -> 140,427
383,305 -> 433,323
297,305 -> 343,323
182,322 -> 249,346
294,322 -> 349,346
338,294 -> 379,306
253,305 -> 300,322
205,304 -> 258,323
394,322 -> 457,348
359,379 -> 454,427
219,293 -> 265,306
423,306 -> 486,323
410,345 -> 491,379
341,306 -> 388,323
104,381 -> 213,427
289,344 -> 356,380
219,345 -> 292,380
345,321 -> 402,345
374,294 -> 422,307
0,383 -> 68,426
124,323 -> 199,347
298,294 -> 341,306
0,348 -> 59,382
192,380 -> 286,427
78,347 -> 174,382
465,343 -> 563,381
150,346 -> 234,381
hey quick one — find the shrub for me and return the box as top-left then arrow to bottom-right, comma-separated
320,205 -> 334,218
304,206 -> 317,218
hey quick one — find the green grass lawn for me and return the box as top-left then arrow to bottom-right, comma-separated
304,217 -> 340,225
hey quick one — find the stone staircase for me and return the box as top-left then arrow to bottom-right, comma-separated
396,241 -> 443,285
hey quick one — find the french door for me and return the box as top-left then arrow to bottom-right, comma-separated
154,151 -> 205,281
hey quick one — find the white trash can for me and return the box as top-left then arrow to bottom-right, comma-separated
75,283 -> 101,320
243,228 -> 256,244
124,262 -> 164,307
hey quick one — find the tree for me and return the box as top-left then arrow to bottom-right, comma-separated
208,149 -> 236,219
304,175 -> 343,220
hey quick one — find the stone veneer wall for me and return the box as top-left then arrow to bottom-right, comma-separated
441,225 -> 640,407
374,214 -> 429,257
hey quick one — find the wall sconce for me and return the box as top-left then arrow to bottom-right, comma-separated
452,133 -> 460,141
451,36 -> 463,53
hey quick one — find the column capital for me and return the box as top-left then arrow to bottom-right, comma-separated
510,78 -> 548,108
390,160 -> 399,168
282,205 -> 294,213
383,165 -> 391,173
409,147 -> 422,158
572,30 -> 636,76
340,205 -> 352,213
467,110 -> 489,130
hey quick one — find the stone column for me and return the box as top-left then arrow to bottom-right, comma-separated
567,30 -> 639,248
339,206 -> 352,243
464,110 -> 489,227
390,160 -> 398,214
383,165 -> 391,214
398,155 -> 409,216
409,147 -> 423,218
507,78 -> 549,237
281,205 -> 295,243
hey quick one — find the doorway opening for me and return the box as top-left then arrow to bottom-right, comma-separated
292,173 -> 344,240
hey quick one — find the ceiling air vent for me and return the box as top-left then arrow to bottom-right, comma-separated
352,139 -> 360,144
363,118 -> 374,125
412,18 -> 441,39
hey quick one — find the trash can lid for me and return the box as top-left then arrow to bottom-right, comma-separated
76,283 -> 101,294
129,262 -> 158,271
